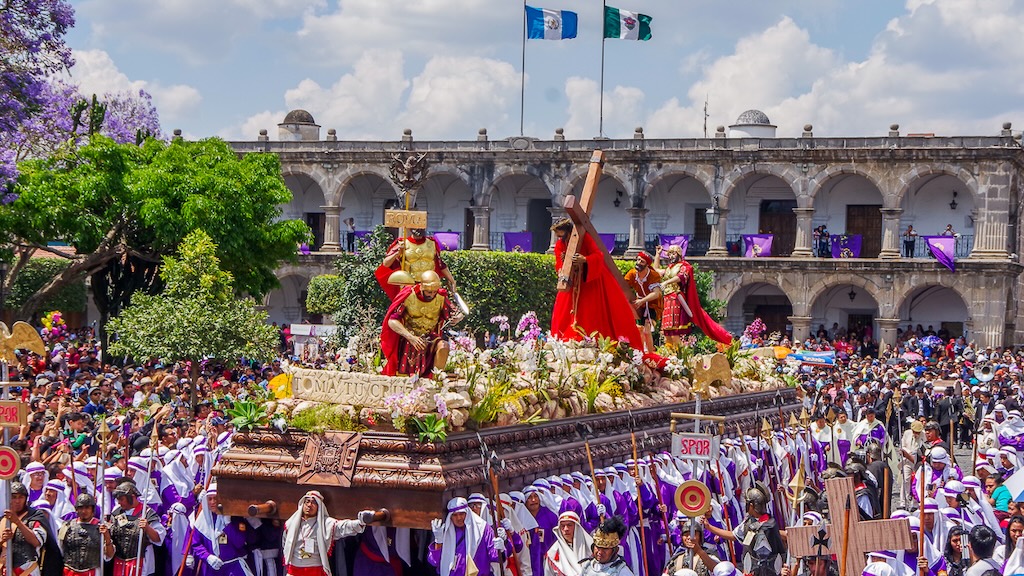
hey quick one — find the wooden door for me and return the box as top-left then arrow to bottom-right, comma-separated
758,200 -> 797,256
527,198 -> 553,253
464,208 -> 475,250
754,304 -> 793,336
846,205 -> 882,258
692,208 -> 711,256
305,213 -> 325,250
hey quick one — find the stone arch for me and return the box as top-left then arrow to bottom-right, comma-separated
489,166 -> 554,201
806,164 -> 886,204
334,170 -> 400,232
423,164 -> 472,190
331,166 -> 397,206
566,170 -> 631,244
806,276 -> 886,317
565,164 -> 634,197
720,275 -> 791,311
806,279 -> 884,343
641,165 -> 715,199
719,163 -> 800,209
641,168 -> 715,244
281,165 -> 331,206
418,170 -> 473,234
893,163 -> 979,206
488,170 -> 557,252
895,283 -> 972,340
264,273 -> 312,325
722,280 -> 794,336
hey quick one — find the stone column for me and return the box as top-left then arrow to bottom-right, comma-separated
879,208 -> 903,260
969,210 -> 1010,259
788,315 -> 812,344
875,318 -> 901,352
470,206 -> 492,251
547,206 -> 566,253
320,205 -> 341,252
792,208 -> 815,258
625,208 -> 648,257
705,209 -> 730,257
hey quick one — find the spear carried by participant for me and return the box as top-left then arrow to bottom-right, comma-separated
627,412 -> 649,576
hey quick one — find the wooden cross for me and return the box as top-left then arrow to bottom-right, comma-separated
787,477 -> 915,576
555,151 -> 638,320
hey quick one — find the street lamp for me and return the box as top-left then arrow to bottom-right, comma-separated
705,195 -> 722,227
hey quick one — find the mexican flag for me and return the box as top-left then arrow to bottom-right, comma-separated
604,5 -> 652,40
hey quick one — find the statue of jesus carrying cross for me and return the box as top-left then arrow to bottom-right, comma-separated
549,150 -> 644,350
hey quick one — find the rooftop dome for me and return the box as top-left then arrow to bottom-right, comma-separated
282,109 -> 317,125
735,109 -> 772,126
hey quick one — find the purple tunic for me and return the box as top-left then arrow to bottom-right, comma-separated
427,524 -> 500,576
190,516 -> 258,576
526,507 -> 557,576
353,527 -> 404,576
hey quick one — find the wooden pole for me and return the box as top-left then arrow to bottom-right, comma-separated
630,430 -> 649,576
489,468 -> 517,576
582,437 -> 603,523
712,458 -> 738,564
918,467 -> 927,576
948,420 -> 958,467
839,495 -> 851,576
646,453 -> 672,563
883,467 -> 891,519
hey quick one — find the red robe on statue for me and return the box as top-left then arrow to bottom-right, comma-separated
380,285 -> 451,377
675,259 -> 732,345
550,233 -> 644,349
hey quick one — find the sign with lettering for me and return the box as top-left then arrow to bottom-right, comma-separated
291,368 -> 417,408
671,432 -> 719,461
0,400 -> 27,429
384,209 -> 428,230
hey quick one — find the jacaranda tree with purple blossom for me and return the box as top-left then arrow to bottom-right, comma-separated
0,0 -> 76,191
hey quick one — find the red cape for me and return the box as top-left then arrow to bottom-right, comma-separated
374,237 -> 445,301
677,260 -> 732,345
551,234 -> 644,350
380,285 -> 449,376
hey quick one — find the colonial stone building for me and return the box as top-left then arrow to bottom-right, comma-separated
236,110 -> 1024,349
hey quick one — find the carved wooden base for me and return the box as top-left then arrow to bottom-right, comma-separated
215,388 -> 798,528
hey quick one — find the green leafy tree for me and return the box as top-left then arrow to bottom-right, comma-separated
107,230 -> 279,389
1,135 -> 309,343
3,258 -> 86,314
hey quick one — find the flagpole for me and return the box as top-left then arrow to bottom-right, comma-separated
599,0 -> 606,138
520,0 -> 527,136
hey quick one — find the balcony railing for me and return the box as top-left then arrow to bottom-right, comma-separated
475,232 -> 975,258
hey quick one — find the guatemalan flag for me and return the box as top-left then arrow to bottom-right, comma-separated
526,6 -> 578,40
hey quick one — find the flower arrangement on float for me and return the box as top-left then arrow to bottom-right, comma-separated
273,313 -> 787,442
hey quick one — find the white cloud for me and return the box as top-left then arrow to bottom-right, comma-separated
563,78 -> 646,139
69,49 -> 202,124
643,2 -> 1024,138
399,57 -> 520,138
78,0 -> 325,65
228,110 -> 283,141
281,50 -> 410,140
296,0 -> 512,66
229,51 -> 521,141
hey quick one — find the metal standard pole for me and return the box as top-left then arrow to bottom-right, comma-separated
520,0 -> 527,136
598,0 -> 607,137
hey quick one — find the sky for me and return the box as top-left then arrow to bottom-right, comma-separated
63,0 -> 1024,142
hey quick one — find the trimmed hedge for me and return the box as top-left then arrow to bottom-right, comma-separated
305,226 -> 724,339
